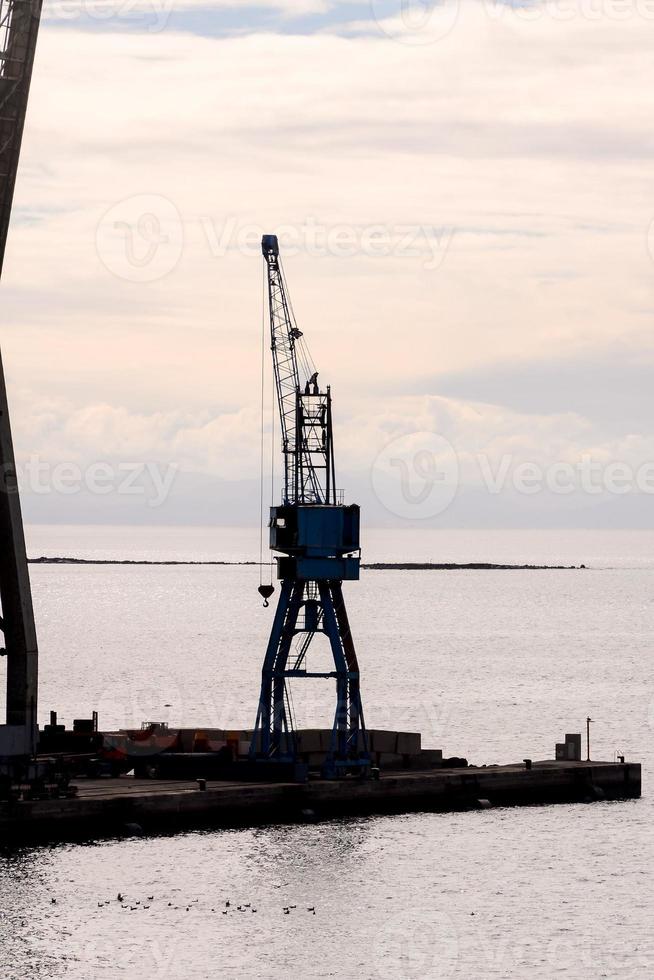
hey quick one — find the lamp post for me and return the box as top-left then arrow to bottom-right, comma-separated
586,716 -> 594,762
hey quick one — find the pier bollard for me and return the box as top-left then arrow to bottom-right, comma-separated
523,759 -> 532,770
197,778 -> 207,791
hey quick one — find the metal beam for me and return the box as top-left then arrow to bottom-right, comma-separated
0,0 -> 42,756
0,0 -> 43,277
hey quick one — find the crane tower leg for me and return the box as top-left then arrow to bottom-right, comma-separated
251,577 -> 369,777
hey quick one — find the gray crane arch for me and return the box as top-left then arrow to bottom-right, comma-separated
0,0 -> 43,762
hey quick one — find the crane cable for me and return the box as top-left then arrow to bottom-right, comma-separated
259,259 -> 276,603
270,360 -> 275,584
260,253 -> 315,602
280,260 -> 316,383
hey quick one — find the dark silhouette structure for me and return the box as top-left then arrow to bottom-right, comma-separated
251,236 -> 368,776
0,0 -> 42,761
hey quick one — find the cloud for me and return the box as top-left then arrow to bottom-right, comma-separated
13,383 -> 654,485
42,0 -> 337,20
14,386 -> 654,528
3,6 -> 654,524
41,0 -> 360,35
11,393 -> 261,478
412,349 -> 654,436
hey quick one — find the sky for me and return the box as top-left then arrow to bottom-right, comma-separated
3,0 -> 654,528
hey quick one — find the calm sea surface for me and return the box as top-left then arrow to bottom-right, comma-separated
0,526 -> 651,979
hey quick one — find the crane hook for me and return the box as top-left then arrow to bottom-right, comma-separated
258,584 -> 275,608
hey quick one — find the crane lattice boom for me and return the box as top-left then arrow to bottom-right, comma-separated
262,234 -> 335,506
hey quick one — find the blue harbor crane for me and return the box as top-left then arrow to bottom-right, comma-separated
251,235 -> 369,777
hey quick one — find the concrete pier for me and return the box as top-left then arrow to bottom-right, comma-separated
0,760 -> 640,843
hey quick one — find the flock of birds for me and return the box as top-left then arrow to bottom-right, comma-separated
88,894 -> 317,915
